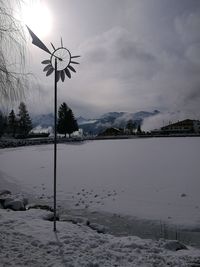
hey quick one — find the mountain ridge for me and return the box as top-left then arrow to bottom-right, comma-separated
32,110 -> 160,134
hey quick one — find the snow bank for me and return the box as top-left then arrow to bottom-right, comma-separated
0,208 -> 200,267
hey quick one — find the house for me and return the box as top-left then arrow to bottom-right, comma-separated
98,127 -> 123,136
160,119 -> 200,134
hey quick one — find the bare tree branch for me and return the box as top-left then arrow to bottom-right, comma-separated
0,0 -> 28,102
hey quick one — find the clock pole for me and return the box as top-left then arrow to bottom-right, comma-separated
54,58 -> 57,232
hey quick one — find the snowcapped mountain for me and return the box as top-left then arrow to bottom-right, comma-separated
78,110 -> 159,134
32,110 -> 159,135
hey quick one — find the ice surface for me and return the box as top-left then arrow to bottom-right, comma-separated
0,138 -> 200,227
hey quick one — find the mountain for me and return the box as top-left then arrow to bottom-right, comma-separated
32,113 -> 54,128
77,110 -> 159,134
32,110 -> 160,135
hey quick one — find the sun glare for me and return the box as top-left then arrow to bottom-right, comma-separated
20,1 -> 53,38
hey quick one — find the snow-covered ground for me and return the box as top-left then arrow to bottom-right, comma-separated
0,208 -> 200,267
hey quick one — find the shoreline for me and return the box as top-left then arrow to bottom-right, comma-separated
1,169 -> 200,248
0,134 -> 200,148
1,175 -> 200,248
59,206 -> 200,248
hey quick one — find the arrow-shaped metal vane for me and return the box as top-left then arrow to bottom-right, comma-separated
26,25 -> 51,55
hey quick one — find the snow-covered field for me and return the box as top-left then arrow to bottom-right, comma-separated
1,137 -> 200,266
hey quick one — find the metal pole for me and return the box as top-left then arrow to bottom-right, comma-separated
54,58 -> 57,232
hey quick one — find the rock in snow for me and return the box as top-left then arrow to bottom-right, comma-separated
0,190 -> 27,211
163,240 -> 188,251
59,214 -> 89,225
88,222 -> 108,234
4,199 -> 25,211
26,203 -> 53,212
42,212 -> 60,221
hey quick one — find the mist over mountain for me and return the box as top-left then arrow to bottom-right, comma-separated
79,110 -> 159,134
32,110 -> 159,134
32,113 -> 54,128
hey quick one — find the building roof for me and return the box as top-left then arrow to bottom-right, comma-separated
161,119 -> 197,130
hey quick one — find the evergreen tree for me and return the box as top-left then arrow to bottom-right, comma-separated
0,111 -> 7,137
8,109 -> 17,137
67,108 -> 79,137
137,124 -> 142,134
57,102 -> 78,138
17,102 -> 32,137
126,120 -> 136,134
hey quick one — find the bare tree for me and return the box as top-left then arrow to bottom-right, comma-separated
0,0 -> 27,102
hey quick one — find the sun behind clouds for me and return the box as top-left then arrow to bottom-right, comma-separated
20,1 -> 53,38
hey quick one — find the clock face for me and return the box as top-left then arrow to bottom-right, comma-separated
51,48 -> 71,71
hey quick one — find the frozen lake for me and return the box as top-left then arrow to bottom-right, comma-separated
0,137 -> 200,230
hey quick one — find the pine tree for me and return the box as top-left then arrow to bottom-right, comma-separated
8,109 -> 17,137
0,111 -> 7,137
17,102 -> 32,137
126,120 -> 136,134
67,108 -> 79,137
137,124 -> 142,134
57,102 -> 78,138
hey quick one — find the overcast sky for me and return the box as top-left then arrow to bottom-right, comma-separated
21,0 -> 200,124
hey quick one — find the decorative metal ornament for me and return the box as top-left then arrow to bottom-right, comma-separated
42,45 -> 80,82
27,26 -> 80,232
27,26 -> 80,82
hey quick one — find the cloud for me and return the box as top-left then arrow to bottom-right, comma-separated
175,11 -> 200,45
80,27 -> 159,79
142,109 -> 200,131
186,44 -> 200,66
24,0 -> 200,125
74,26 -> 162,115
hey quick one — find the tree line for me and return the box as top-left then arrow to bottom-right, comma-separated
0,102 -> 32,138
0,102 -> 79,138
